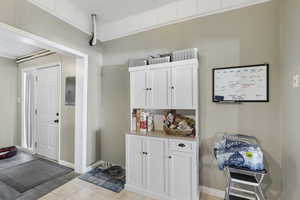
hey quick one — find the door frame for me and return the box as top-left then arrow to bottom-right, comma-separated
21,63 -> 62,161
0,22 -> 89,173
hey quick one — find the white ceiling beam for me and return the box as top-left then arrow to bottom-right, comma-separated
99,0 -> 271,41
26,0 -> 271,42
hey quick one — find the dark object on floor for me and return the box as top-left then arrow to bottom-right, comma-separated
105,165 -> 125,180
228,194 -> 249,200
0,146 -> 17,160
80,166 -> 125,193
0,159 -> 73,193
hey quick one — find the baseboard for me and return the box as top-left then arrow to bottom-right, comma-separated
59,160 -> 75,169
200,186 -> 225,199
125,184 -> 169,200
16,145 -> 35,154
85,160 -> 103,172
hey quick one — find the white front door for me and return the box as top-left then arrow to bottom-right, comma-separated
35,66 -> 60,160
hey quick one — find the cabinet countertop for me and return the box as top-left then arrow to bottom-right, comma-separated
126,130 -> 197,141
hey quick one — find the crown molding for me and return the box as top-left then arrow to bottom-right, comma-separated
26,0 -> 271,42
26,0 -> 91,36
99,0 -> 271,41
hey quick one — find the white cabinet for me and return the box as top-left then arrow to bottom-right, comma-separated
171,65 -> 196,109
169,152 -> 196,200
148,67 -> 171,109
126,135 -> 145,188
146,137 -> 168,195
130,68 -> 148,108
126,135 -> 199,200
129,59 -> 198,109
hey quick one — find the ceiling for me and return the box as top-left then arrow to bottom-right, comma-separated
0,28 -> 42,59
27,0 -> 270,41
71,0 -> 178,23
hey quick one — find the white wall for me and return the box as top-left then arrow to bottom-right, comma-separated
102,1 -> 281,198
280,0 -> 300,199
0,57 -> 18,148
0,0 -> 103,166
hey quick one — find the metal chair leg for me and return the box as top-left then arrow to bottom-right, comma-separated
257,185 -> 266,200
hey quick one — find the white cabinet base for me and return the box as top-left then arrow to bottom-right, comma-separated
125,184 -> 170,200
126,135 -> 199,200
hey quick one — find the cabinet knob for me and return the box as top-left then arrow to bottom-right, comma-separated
168,156 -> 172,159
170,86 -> 175,89
178,143 -> 186,148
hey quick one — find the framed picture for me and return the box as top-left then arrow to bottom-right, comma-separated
65,76 -> 76,106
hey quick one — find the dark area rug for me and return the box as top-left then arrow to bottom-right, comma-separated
80,167 -> 125,193
0,159 -> 73,193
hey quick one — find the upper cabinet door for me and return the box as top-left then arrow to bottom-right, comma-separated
130,70 -> 147,108
148,67 -> 171,109
171,65 -> 196,109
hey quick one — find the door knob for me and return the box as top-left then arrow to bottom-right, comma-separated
54,119 -> 59,123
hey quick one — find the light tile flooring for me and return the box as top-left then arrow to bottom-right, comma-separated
39,178 -> 222,200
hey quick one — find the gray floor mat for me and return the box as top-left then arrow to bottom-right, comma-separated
0,180 -> 20,200
0,152 -> 36,170
0,159 -> 72,193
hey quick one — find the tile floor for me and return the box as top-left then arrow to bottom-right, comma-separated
39,178 -> 222,200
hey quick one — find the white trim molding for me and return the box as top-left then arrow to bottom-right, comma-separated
200,186 -> 226,199
26,0 -> 91,36
0,22 -> 89,174
85,160 -> 103,172
59,160 -> 75,169
16,145 -> 35,154
99,0 -> 271,41
26,0 -> 271,42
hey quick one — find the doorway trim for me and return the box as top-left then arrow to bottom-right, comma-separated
21,63 -> 62,162
0,22 -> 89,173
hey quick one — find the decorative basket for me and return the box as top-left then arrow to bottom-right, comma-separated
148,56 -> 171,65
163,126 -> 194,137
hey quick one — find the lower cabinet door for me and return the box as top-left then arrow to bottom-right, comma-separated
126,135 -> 145,188
145,137 -> 168,196
169,151 -> 195,200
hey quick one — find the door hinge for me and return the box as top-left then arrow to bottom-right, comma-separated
35,109 -> 37,115
35,76 -> 38,82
